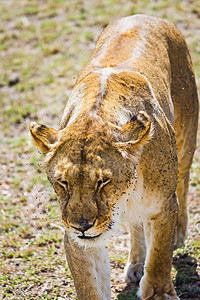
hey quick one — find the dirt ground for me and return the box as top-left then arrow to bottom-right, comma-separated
0,0 -> 200,299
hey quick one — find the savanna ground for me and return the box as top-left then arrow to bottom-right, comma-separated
0,0 -> 200,299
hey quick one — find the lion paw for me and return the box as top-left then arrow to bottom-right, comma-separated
153,294 -> 180,299
139,291 -> 180,300
139,276 -> 179,300
124,263 -> 144,284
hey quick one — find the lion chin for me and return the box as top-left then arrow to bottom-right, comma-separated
67,214 -> 120,247
67,227 -> 112,248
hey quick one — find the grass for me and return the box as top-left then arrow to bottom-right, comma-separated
0,0 -> 199,299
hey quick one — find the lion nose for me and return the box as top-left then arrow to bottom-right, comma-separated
71,218 -> 94,233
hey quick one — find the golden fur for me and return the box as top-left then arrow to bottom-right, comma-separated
30,15 -> 198,299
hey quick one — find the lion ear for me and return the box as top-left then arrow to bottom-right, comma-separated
117,111 -> 151,149
29,122 -> 59,154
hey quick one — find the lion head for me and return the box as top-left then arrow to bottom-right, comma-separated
30,112 -> 151,245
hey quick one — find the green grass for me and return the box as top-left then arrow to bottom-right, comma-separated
117,287 -> 138,300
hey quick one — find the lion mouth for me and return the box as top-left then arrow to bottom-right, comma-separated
78,233 -> 102,239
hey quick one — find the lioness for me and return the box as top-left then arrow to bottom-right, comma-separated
30,15 -> 198,300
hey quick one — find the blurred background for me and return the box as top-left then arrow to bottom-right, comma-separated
0,1 -> 199,299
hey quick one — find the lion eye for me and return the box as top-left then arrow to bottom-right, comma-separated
57,180 -> 68,190
97,177 -> 110,189
97,180 -> 103,188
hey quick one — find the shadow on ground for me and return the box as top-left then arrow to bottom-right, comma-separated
173,253 -> 200,299
116,253 -> 200,299
117,282 -> 139,300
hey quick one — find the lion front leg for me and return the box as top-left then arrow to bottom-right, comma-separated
64,231 -> 110,300
174,172 -> 190,249
124,223 -> 146,284
139,195 -> 179,300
